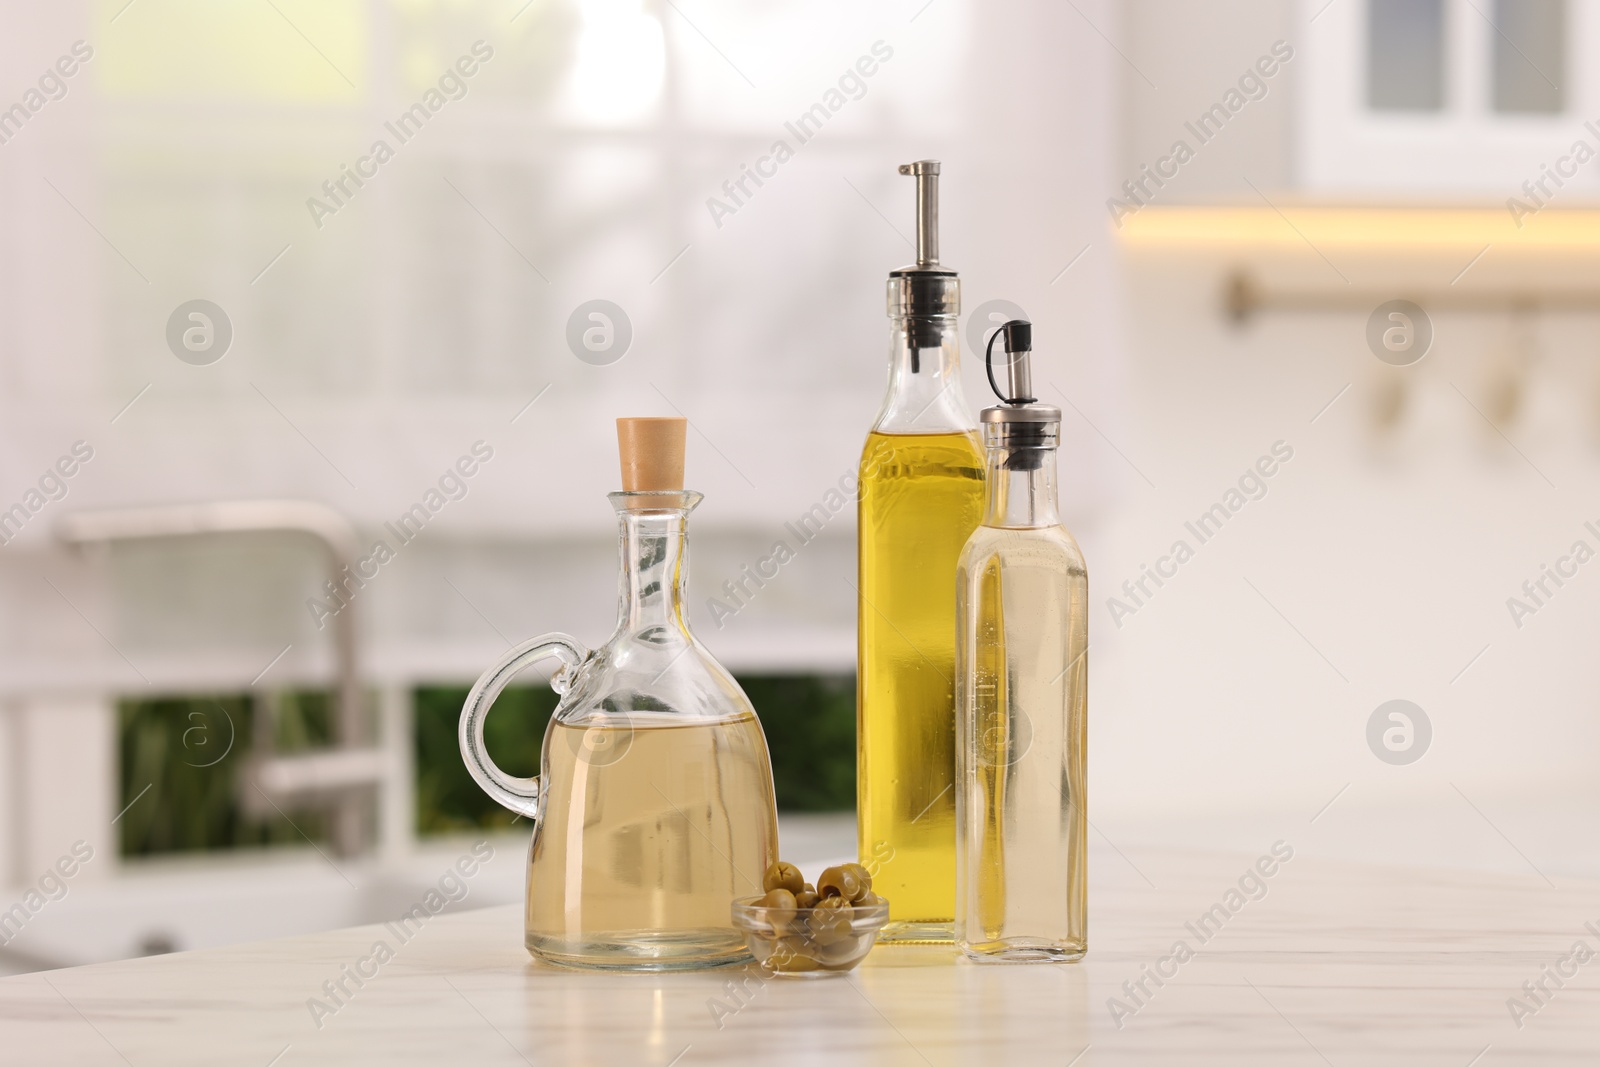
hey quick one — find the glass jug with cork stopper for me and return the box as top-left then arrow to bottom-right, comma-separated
459,417 -> 779,971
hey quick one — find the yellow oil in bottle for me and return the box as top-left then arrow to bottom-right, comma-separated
526,714 -> 778,970
857,429 -> 986,942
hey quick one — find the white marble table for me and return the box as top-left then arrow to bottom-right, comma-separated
2,844 -> 1595,1065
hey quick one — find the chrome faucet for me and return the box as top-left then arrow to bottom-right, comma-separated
57,501 -> 381,857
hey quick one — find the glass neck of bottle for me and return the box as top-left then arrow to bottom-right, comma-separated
984,445 -> 1060,529
873,316 -> 974,434
610,493 -> 698,635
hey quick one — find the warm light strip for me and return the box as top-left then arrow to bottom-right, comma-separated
1116,205 -> 1600,250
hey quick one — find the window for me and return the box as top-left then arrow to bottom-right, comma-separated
1492,0 -> 1566,113
1300,0 -> 1589,192
1368,0 -> 1446,111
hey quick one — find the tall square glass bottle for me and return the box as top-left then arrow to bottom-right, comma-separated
857,162 -> 984,943
955,321 -> 1087,962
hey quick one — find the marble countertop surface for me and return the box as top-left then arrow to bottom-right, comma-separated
2,843 -> 1596,1065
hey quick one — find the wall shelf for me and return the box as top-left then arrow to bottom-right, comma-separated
1117,205 -> 1600,253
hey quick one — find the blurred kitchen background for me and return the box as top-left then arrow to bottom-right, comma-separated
2,0 -> 1597,974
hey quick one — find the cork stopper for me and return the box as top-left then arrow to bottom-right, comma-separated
616,417 -> 686,507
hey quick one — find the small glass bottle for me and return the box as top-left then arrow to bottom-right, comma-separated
857,160 -> 985,944
955,320 -> 1087,963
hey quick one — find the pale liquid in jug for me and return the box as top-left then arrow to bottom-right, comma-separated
525,712 -> 778,970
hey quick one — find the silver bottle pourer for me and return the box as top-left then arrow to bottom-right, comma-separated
981,319 -> 1061,470
888,160 -> 959,365
901,160 -> 940,267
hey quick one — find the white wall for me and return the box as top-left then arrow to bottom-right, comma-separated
1121,0 -> 1297,200
1090,2 -> 1600,883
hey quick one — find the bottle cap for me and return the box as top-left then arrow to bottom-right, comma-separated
616,417 -> 686,506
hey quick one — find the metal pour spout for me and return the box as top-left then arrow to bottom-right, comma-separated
999,320 -> 1034,404
885,160 -> 958,344
981,318 -> 1060,469
898,160 -> 940,268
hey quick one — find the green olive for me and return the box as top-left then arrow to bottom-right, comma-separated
755,888 -> 797,934
746,936 -> 780,963
806,895 -> 853,946
816,865 -> 865,902
841,862 -> 873,893
773,933 -> 811,957
762,861 -> 805,895
768,935 -> 820,971
770,946 -> 820,973
816,935 -> 866,966
793,889 -> 820,909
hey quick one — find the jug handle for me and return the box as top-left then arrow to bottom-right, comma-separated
458,632 -> 588,821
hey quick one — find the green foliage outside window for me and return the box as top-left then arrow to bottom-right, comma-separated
116,675 -> 855,855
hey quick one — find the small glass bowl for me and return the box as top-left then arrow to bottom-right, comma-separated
730,896 -> 890,978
